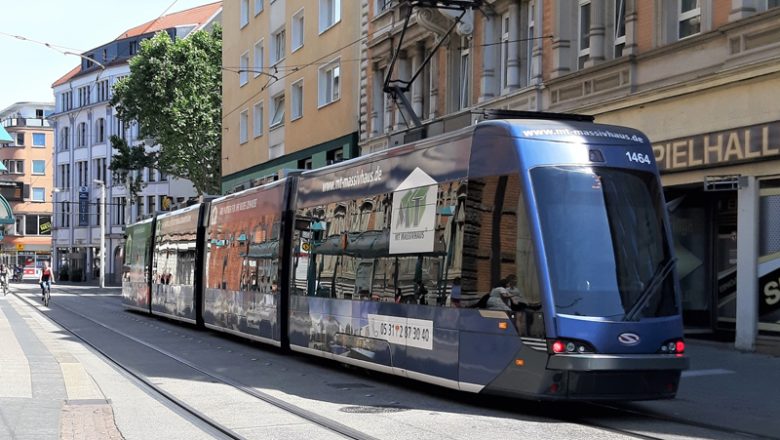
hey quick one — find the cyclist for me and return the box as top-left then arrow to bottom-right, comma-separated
0,264 -> 8,295
39,262 -> 53,301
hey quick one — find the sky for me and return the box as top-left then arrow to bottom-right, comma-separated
0,0 -> 216,112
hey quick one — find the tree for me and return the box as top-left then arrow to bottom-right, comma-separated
110,25 -> 222,196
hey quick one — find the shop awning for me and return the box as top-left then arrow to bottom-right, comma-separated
0,125 -> 11,143
0,194 -> 14,225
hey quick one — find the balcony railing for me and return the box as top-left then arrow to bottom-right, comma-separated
1,117 -> 51,128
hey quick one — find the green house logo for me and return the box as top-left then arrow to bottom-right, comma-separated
397,187 -> 428,228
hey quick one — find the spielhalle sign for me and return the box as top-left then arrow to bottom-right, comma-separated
653,121 -> 780,173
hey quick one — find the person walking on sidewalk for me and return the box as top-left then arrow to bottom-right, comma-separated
39,262 -> 54,301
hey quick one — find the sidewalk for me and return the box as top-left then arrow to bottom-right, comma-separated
0,285 -> 213,440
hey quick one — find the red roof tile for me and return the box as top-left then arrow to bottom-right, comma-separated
51,2 -> 221,88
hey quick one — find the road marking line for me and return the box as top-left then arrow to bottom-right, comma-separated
681,368 -> 735,378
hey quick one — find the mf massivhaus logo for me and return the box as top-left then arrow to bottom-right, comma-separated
396,186 -> 428,228
389,168 -> 437,255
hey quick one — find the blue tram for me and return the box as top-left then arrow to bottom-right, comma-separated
123,111 -> 689,400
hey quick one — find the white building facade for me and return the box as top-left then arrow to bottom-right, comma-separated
49,3 -> 221,283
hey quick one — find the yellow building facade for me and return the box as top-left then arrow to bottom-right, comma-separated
222,0 -> 363,192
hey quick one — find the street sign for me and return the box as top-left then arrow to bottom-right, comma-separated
16,243 -> 24,251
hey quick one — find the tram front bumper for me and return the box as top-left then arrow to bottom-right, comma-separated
547,353 -> 690,371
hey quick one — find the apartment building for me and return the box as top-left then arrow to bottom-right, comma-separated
0,102 -> 55,268
221,0 -> 362,193
49,2 -> 221,283
361,0 -> 780,350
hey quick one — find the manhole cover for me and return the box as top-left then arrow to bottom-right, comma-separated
339,405 -> 410,414
326,383 -> 375,389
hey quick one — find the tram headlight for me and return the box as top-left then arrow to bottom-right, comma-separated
548,339 -> 595,354
658,338 -> 685,354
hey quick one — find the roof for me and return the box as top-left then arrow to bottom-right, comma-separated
51,1 -> 222,88
116,1 -> 221,40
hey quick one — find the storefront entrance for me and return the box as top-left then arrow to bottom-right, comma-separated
666,187 -> 738,333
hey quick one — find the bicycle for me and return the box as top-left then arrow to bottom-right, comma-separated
41,281 -> 51,307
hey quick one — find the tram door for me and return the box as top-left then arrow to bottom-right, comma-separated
714,195 -> 738,330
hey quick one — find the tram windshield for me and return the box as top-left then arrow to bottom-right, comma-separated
531,166 -> 678,320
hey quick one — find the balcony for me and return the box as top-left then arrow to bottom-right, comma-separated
1,117 -> 51,128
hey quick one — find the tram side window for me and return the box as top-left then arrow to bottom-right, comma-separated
295,179 -> 465,306
463,174 -> 541,311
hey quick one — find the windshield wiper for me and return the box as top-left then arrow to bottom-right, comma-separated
623,258 -> 676,322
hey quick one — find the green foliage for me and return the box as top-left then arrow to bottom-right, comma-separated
110,25 -> 222,196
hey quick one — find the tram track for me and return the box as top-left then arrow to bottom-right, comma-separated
579,401 -> 780,440
13,288 -> 380,440
12,284 -> 777,440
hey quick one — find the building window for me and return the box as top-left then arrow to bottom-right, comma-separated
271,28 -> 286,65
578,0 -> 591,69
271,94 -> 285,128
113,197 -> 126,225
136,196 -> 144,221
147,167 -> 156,182
129,41 -> 138,55
59,164 -> 71,188
527,0 -> 536,85
61,91 -> 73,111
240,52 -> 249,86
318,60 -> 340,106
160,172 -> 168,182
253,39 -> 264,78
147,195 -> 156,215
77,161 -> 89,187
375,0 -> 391,15
60,126 -> 69,150
32,132 -> 46,147
78,85 -> 91,107
255,0 -> 264,15
32,188 -> 45,202
291,80 -> 303,120
500,12 -> 510,93
61,202 -> 71,228
678,0 -> 701,39
292,9 -> 305,52
240,0 -> 249,28
115,116 -> 127,140
32,160 -> 46,175
19,214 -> 52,235
319,0 -> 341,33
76,122 -> 87,147
94,157 -> 107,183
95,118 -> 105,143
253,101 -> 263,137
458,40 -> 470,110
97,80 -> 110,102
16,133 -> 25,146
2,160 -> 24,174
614,0 -> 626,57
769,0 -> 780,9
269,143 -> 283,160
240,109 -> 249,144
298,157 -> 313,169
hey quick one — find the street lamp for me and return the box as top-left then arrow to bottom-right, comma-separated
93,179 -> 105,289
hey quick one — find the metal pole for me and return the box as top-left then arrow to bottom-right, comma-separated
94,180 -> 106,289
100,182 -> 105,289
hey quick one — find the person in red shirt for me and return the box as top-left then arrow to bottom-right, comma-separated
39,262 -> 54,301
